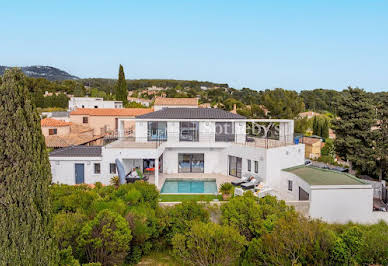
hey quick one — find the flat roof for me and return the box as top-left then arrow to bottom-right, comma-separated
49,146 -> 102,157
284,165 -> 368,186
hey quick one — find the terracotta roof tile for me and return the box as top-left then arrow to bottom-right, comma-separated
45,135 -> 102,148
70,108 -> 154,116
154,97 -> 198,106
41,118 -> 71,127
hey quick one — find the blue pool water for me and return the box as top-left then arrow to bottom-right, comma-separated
161,179 -> 217,194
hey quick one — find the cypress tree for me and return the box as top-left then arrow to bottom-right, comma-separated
0,69 -> 58,264
321,118 -> 329,139
116,64 -> 128,105
312,116 -> 318,135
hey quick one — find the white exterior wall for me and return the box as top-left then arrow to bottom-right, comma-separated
309,186 -> 373,223
226,144 -> 266,180
154,105 -> 197,111
50,157 -> 103,185
69,97 -> 123,111
162,147 -> 227,175
135,121 -> 148,142
280,171 -> 312,200
265,144 -> 305,188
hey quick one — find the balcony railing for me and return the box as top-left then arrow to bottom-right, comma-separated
105,130 -> 300,149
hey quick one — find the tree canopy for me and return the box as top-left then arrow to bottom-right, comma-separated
0,69 -> 57,264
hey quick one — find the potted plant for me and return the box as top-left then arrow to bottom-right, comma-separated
219,182 -> 234,200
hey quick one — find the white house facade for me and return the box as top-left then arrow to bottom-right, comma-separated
68,97 -> 123,111
49,107 -> 385,224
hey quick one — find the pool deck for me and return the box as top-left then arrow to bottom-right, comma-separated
148,173 -> 240,190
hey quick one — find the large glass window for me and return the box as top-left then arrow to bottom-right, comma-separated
178,153 -> 204,173
229,155 -> 242,177
148,121 -> 167,141
215,122 -> 235,142
180,122 -> 199,142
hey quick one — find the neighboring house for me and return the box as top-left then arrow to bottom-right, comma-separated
41,111 -> 70,122
299,111 -> 321,119
303,136 -> 322,159
153,97 -> 198,111
69,108 -> 154,136
41,118 -> 101,148
127,97 -> 152,107
68,97 -> 123,111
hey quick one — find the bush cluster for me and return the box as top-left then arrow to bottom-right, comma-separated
52,184 -> 388,266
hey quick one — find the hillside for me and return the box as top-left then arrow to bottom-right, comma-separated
0,65 -> 79,81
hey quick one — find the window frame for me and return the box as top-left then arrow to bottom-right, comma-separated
288,180 -> 293,191
83,117 -> 88,124
247,159 -> 251,172
179,121 -> 199,142
48,128 -> 57,135
215,122 -> 235,142
94,163 -> 101,174
254,161 -> 258,173
109,163 -> 116,174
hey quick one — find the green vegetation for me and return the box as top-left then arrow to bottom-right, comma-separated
312,115 -> 329,138
333,88 -> 377,176
115,64 -> 128,105
48,183 -> 388,265
159,194 -> 222,202
0,69 -> 58,264
172,222 -> 246,265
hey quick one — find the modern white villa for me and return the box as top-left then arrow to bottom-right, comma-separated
49,107 -> 387,224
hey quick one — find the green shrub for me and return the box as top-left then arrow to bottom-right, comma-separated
113,182 -> 159,208
358,221 -> 388,265
58,246 -> 80,266
219,182 -> 234,195
78,209 -> 132,265
245,214 -> 336,265
51,185 -> 100,214
88,198 -> 128,217
172,222 -> 246,266
54,211 -> 88,253
162,201 -> 210,244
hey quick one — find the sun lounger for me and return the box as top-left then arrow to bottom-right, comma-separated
231,175 -> 250,186
241,178 -> 259,190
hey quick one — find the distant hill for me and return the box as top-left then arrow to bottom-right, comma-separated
0,65 -> 79,81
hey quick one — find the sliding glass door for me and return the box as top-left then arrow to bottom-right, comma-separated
148,121 -> 167,141
229,155 -> 242,177
178,153 -> 204,173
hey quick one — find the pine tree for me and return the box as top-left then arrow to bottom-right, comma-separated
0,69 -> 58,264
115,64 -> 128,105
376,94 -> 388,181
332,87 -> 376,175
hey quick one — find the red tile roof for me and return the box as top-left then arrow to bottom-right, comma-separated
41,118 -> 71,127
154,97 -> 198,106
70,108 -> 154,116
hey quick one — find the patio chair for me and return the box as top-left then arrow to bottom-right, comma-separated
241,178 -> 260,190
231,174 -> 251,186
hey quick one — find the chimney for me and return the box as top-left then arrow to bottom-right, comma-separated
231,104 -> 237,114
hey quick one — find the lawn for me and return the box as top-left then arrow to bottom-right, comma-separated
159,194 -> 223,202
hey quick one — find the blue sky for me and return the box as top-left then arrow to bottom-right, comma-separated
1,1 -> 387,91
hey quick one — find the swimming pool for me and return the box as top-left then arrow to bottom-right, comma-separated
160,178 -> 218,194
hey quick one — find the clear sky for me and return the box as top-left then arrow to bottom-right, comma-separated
1,0 -> 387,91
